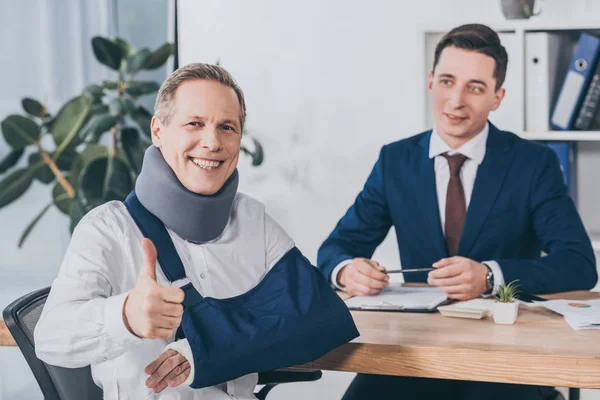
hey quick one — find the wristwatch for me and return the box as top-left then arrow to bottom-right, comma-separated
483,263 -> 494,295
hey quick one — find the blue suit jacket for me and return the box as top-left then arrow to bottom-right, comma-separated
317,123 -> 597,294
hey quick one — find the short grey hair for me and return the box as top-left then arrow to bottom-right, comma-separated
154,62 -> 247,131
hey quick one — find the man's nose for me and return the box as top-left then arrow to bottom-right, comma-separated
448,88 -> 466,108
201,128 -> 221,152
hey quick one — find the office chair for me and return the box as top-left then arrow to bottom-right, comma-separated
3,287 -> 322,400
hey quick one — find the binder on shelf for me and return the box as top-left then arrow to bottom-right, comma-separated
550,33 -> 600,131
574,57 -> 600,130
525,32 -> 562,132
539,141 -> 577,202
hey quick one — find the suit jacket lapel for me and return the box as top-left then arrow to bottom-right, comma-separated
458,123 -> 515,256
415,131 -> 448,260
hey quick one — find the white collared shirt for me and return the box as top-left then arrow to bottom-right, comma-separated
332,122 -> 505,292
34,193 -> 295,400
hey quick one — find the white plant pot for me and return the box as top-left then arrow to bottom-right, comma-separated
492,301 -> 519,324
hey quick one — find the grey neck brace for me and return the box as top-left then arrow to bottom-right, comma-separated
135,145 -> 239,244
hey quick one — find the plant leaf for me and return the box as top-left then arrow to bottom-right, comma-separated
144,43 -> 175,70
250,138 -> 264,166
109,98 -> 122,116
22,98 -> 47,118
0,168 -> 34,208
18,202 -> 52,248
78,156 -> 133,212
52,179 -> 73,215
92,36 -> 124,70
113,37 -> 135,58
1,115 -> 41,149
55,148 -> 78,171
91,103 -> 109,115
127,48 -> 152,75
121,127 -> 147,174
0,148 -> 24,173
241,137 -> 264,166
78,113 -> 119,142
102,81 -> 119,90
120,98 -> 135,115
83,85 -> 105,103
131,106 -> 153,137
108,98 -> 135,117
52,95 -> 92,156
69,144 -> 109,188
126,81 -> 160,97
28,153 -> 54,184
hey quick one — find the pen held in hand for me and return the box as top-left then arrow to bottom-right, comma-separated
384,268 -> 435,274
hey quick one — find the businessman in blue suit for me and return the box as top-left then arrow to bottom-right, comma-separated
318,24 -> 597,400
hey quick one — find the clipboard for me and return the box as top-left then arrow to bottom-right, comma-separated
344,286 -> 449,313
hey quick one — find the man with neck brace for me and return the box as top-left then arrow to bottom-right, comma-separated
33,63 -> 356,399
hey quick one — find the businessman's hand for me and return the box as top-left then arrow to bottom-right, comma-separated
123,239 -> 185,339
427,256 -> 488,300
145,349 -> 191,392
337,258 -> 389,296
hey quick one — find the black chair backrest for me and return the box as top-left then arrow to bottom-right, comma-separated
2,287 -> 103,400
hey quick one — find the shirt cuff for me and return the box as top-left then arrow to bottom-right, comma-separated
165,339 -> 195,387
331,259 -> 353,292
482,261 -> 505,296
104,291 -> 144,348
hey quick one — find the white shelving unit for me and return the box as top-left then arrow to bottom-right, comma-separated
418,21 -> 600,256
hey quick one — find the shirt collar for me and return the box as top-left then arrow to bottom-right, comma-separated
429,122 -> 488,165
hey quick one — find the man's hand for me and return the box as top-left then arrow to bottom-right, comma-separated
427,256 -> 488,300
123,239 -> 185,339
145,349 -> 191,393
337,258 -> 389,296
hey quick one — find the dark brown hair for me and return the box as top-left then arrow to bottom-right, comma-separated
432,24 -> 508,91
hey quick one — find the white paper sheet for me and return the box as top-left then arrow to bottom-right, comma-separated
539,299 -> 600,330
345,286 -> 448,310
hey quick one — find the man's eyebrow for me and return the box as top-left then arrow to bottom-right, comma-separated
219,119 -> 240,126
468,79 -> 488,87
438,73 -> 488,87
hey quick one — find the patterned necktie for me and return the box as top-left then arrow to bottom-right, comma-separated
441,153 -> 468,256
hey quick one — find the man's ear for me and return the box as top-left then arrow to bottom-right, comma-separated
491,87 -> 506,111
427,70 -> 434,93
151,116 -> 162,147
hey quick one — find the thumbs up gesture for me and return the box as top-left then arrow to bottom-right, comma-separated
123,239 -> 185,339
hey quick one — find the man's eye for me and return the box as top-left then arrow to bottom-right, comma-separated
221,125 -> 234,131
441,79 -> 452,86
470,86 -> 483,93
188,122 -> 201,127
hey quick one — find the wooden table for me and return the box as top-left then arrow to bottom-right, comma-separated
297,290 -> 600,389
2,291 -> 599,388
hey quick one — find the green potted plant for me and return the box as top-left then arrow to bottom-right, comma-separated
0,36 -> 263,247
492,280 -> 520,324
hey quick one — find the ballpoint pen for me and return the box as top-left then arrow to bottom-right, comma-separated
384,268 -> 435,274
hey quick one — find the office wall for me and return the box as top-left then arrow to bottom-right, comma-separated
177,1 -> 600,399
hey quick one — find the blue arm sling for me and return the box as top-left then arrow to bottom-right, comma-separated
124,192 -> 359,389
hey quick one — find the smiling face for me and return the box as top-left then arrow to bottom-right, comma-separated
428,46 -> 505,149
150,79 -> 242,195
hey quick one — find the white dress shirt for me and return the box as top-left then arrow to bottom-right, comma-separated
34,193 -> 295,400
332,122 -> 505,293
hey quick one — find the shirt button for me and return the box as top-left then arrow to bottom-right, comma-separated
200,273 -> 206,279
